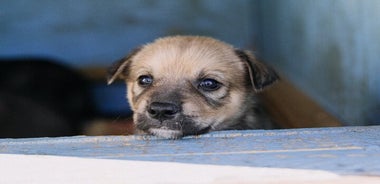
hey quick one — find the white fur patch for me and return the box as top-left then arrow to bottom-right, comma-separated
149,128 -> 183,139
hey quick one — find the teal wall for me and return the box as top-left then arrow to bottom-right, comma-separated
252,0 -> 380,125
0,0 -> 253,66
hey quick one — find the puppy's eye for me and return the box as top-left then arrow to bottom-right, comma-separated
198,78 -> 221,91
138,75 -> 153,87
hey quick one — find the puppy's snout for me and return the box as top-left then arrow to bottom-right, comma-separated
148,102 -> 180,121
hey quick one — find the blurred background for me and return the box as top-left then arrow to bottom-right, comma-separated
0,0 -> 379,138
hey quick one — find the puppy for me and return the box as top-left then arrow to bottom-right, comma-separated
108,36 -> 278,139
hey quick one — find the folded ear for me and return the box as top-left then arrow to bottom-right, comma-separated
235,49 -> 279,91
107,47 -> 141,85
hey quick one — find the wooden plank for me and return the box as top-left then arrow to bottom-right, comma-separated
1,126 -> 379,176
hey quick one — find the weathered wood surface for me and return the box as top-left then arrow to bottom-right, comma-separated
1,126 -> 379,176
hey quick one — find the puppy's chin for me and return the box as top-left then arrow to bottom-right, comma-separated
148,128 -> 184,139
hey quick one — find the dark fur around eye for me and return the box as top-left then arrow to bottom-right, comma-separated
138,75 -> 153,87
198,78 -> 221,91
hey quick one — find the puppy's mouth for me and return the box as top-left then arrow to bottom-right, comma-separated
135,113 -> 211,139
148,128 -> 183,139
147,125 -> 211,139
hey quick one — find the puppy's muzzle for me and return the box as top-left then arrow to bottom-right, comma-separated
148,102 -> 180,122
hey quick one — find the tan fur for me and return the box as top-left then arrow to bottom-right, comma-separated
108,36 -> 278,139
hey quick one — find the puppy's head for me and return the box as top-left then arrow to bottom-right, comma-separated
108,36 -> 278,139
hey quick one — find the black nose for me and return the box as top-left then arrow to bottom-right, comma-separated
148,102 -> 180,121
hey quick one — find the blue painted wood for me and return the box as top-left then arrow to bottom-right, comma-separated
1,126 -> 379,176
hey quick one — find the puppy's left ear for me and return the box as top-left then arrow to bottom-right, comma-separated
235,49 -> 279,91
107,47 -> 141,85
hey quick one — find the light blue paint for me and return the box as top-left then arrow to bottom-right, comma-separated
1,126 -> 379,175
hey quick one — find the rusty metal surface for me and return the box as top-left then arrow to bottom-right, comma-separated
1,126 -> 379,176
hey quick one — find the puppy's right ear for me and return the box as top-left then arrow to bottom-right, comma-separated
235,49 -> 279,91
107,47 -> 141,85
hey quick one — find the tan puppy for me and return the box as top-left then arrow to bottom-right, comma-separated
108,36 -> 278,139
